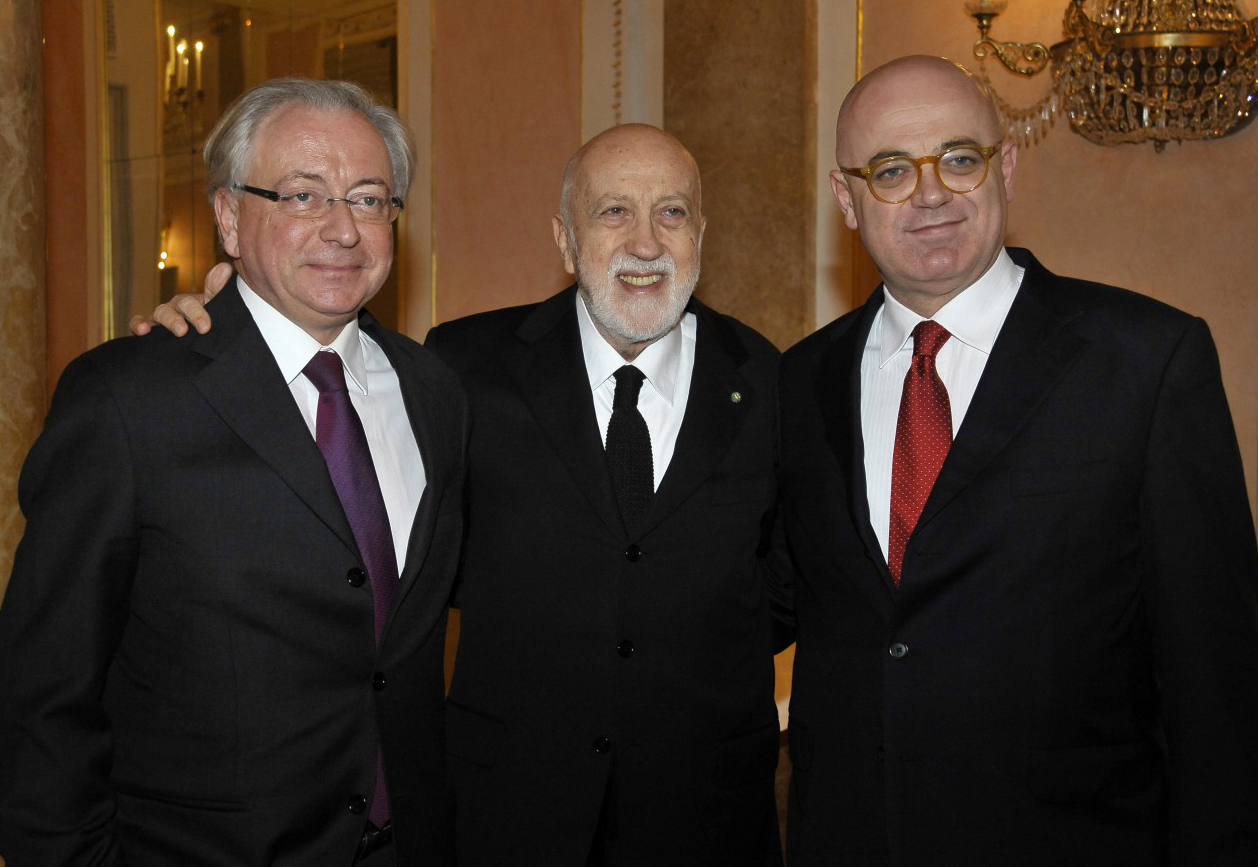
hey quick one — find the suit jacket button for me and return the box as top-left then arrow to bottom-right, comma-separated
889,642 -> 909,659
347,567 -> 367,588
347,794 -> 367,814
372,671 -> 386,691
624,545 -> 641,562
616,640 -> 634,658
593,737 -> 612,754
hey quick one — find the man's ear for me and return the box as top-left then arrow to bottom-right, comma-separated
214,188 -> 242,259
830,170 -> 860,231
999,138 -> 1018,203
552,215 -> 577,277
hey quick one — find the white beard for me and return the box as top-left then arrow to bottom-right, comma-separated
576,250 -> 699,345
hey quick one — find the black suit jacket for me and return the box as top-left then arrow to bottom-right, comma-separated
0,280 -> 467,866
426,287 -> 783,867
774,248 -> 1258,866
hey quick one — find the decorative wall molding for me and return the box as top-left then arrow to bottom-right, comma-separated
581,0 -> 663,141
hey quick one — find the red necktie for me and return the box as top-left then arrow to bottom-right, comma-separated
888,320 -> 952,585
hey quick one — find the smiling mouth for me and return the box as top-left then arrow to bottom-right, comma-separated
910,218 -> 963,233
307,262 -> 364,271
619,273 -> 663,287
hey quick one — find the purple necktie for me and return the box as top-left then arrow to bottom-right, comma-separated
303,349 -> 396,828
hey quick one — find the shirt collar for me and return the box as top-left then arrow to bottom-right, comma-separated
575,291 -> 685,405
876,248 -> 1023,367
236,277 -> 370,394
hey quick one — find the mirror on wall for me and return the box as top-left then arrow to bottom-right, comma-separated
102,0 -> 399,338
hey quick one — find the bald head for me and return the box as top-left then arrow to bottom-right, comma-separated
552,123 -> 706,360
560,124 -> 702,229
836,55 -> 1001,167
829,55 -> 1017,316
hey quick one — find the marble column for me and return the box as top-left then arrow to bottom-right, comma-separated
664,0 -> 817,351
0,0 -> 47,601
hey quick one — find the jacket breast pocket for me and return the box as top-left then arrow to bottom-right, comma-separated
691,475 -> 773,507
113,781 -> 251,812
1029,740 -> 1158,803
1006,459 -> 1111,499
445,700 -> 505,769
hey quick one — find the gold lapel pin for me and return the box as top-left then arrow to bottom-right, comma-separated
730,391 -> 742,403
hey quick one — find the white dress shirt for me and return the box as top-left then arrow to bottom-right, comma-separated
577,293 -> 696,491
861,249 -> 1024,558
238,279 -> 426,565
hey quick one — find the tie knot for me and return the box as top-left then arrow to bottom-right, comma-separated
612,366 -> 646,410
303,350 -> 348,394
911,320 -> 951,359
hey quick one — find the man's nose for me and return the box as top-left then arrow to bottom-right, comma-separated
626,218 -> 664,260
319,199 -> 363,244
910,162 -> 954,208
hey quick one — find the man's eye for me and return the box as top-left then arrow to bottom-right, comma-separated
603,206 -> 626,216
288,191 -> 318,204
942,150 -> 983,173
872,164 -> 908,183
355,195 -> 382,208
662,207 -> 686,219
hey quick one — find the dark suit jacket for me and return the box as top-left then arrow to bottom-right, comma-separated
0,280 -> 467,866
425,287 -> 783,867
774,248 -> 1258,866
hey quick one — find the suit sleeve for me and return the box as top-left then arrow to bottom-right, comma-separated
0,353 -> 139,867
1141,318 -> 1258,863
420,324 -> 473,610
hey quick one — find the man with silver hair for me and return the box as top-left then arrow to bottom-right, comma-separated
137,122 -> 786,866
0,78 -> 467,865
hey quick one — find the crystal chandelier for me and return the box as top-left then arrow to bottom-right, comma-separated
965,0 -> 1258,150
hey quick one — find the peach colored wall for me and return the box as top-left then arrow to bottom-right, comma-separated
665,0 -> 818,352
430,1 -> 580,324
44,0 -> 98,399
856,0 -> 1258,519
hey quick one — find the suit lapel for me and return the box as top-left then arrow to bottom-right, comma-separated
916,252 -> 1087,533
639,301 -> 750,536
191,280 -> 359,557
361,313 -> 456,635
817,292 -> 895,600
517,288 -> 626,539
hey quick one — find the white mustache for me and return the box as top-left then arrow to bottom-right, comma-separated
608,252 -> 676,281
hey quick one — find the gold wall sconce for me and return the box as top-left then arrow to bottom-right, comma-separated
965,0 -> 1258,150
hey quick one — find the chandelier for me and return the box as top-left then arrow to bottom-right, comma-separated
965,0 -> 1258,150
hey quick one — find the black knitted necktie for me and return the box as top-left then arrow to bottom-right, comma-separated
606,365 -> 653,531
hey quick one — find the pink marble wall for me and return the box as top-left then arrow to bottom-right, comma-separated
665,0 -> 818,350
430,0 -> 580,324
0,0 -> 47,602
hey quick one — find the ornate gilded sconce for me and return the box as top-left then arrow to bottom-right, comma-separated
965,0 -> 1258,150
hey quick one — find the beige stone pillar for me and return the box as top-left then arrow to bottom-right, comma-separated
664,0 -> 817,351
0,0 -> 47,602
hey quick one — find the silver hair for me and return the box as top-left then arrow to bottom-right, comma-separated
558,147 -> 581,231
203,77 -> 416,203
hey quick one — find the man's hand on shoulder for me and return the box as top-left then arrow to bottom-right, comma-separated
128,262 -> 232,336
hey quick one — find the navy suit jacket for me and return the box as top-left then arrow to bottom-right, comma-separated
426,287 -> 784,867
775,248 -> 1258,866
0,279 -> 467,866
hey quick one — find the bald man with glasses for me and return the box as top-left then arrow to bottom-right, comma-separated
772,55 -> 1258,866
